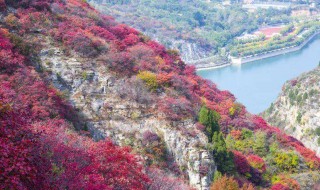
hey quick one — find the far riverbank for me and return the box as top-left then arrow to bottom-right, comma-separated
231,31 -> 320,65
194,31 -> 320,70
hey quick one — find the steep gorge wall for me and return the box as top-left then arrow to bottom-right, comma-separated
262,67 -> 320,156
143,31 -> 212,63
38,37 -> 216,189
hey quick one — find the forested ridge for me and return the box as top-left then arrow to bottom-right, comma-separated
89,0 -> 293,61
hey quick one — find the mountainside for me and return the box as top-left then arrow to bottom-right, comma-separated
262,66 -> 320,157
1,1 -> 320,190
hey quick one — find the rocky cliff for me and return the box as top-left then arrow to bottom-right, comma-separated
2,1 -> 320,189
38,38 -> 215,189
262,66 -> 320,157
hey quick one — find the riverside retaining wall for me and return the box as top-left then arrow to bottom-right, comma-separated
231,31 -> 320,65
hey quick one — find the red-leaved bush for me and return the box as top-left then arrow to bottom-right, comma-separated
270,184 -> 290,190
1,0 -> 320,188
0,26 -> 149,189
247,154 -> 266,173
233,151 -> 251,176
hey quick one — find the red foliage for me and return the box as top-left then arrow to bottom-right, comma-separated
159,97 -> 194,121
157,72 -> 173,85
196,123 -> 206,131
142,130 -> 160,145
230,130 -> 242,140
147,167 -> 192,190
290,79 -> 298,86
233,151 -> 264,184
233,151 -> 251,176
271,175 -> 300,190
270,184 -> 290,190
0,27 -> 149,190
0,102 -> 44,189
247,155 -> 266,173
3,1 -> 320,188
146,40 -> 166,56
0,31 -> 24,72
123,33 -> 141,46
110,24 -> 139,40
89,25 -> 116,41
88,140 -> 149,189
32,121 -> 149,190
105,51 -> 135,75
127,44 -> 157,71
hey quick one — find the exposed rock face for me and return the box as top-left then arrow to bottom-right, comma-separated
292,172 -> 320,190
143,32 -> 212,63
38,39 -> 216,189
262,67 -> 320,157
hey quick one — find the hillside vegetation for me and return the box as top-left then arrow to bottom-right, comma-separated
262,66 -> 320,160
0,0 -> 319,189
89,0 -> 292,63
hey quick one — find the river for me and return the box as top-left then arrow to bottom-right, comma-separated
197,35 -> 320,114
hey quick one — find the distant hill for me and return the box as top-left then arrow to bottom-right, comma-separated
89,0 -> 292,65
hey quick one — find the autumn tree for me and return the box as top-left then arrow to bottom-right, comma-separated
210,175 -> 239,190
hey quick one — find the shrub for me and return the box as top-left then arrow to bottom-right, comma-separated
9,33 -> 36,56
137,71 -> 158,91
147,167 -> 192,190
4,14 -> 20,29
241,128 -> 253,139
296,112 -> 302,124
230,130 -> 242,140
210,175 -> 239,190
128,44 -> 157,71
229,103 -> 243,118
270,184 -> 290,190
159,97 -> 194,121
195,122 -> 206,131
142,130 -> 160,145
271,175 -> 300,190
157,72 -> 173,86
252,131 -> 267,157
0,102 -> 42,189
273,151 -> 299,172
233,151 -> 251,177
247,155 -> 266,173
101,51 -> 135,76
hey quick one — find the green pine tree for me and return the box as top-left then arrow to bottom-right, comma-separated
253,131 -> 267,157
198,106 -> 220,142
211,132 -> 235,174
